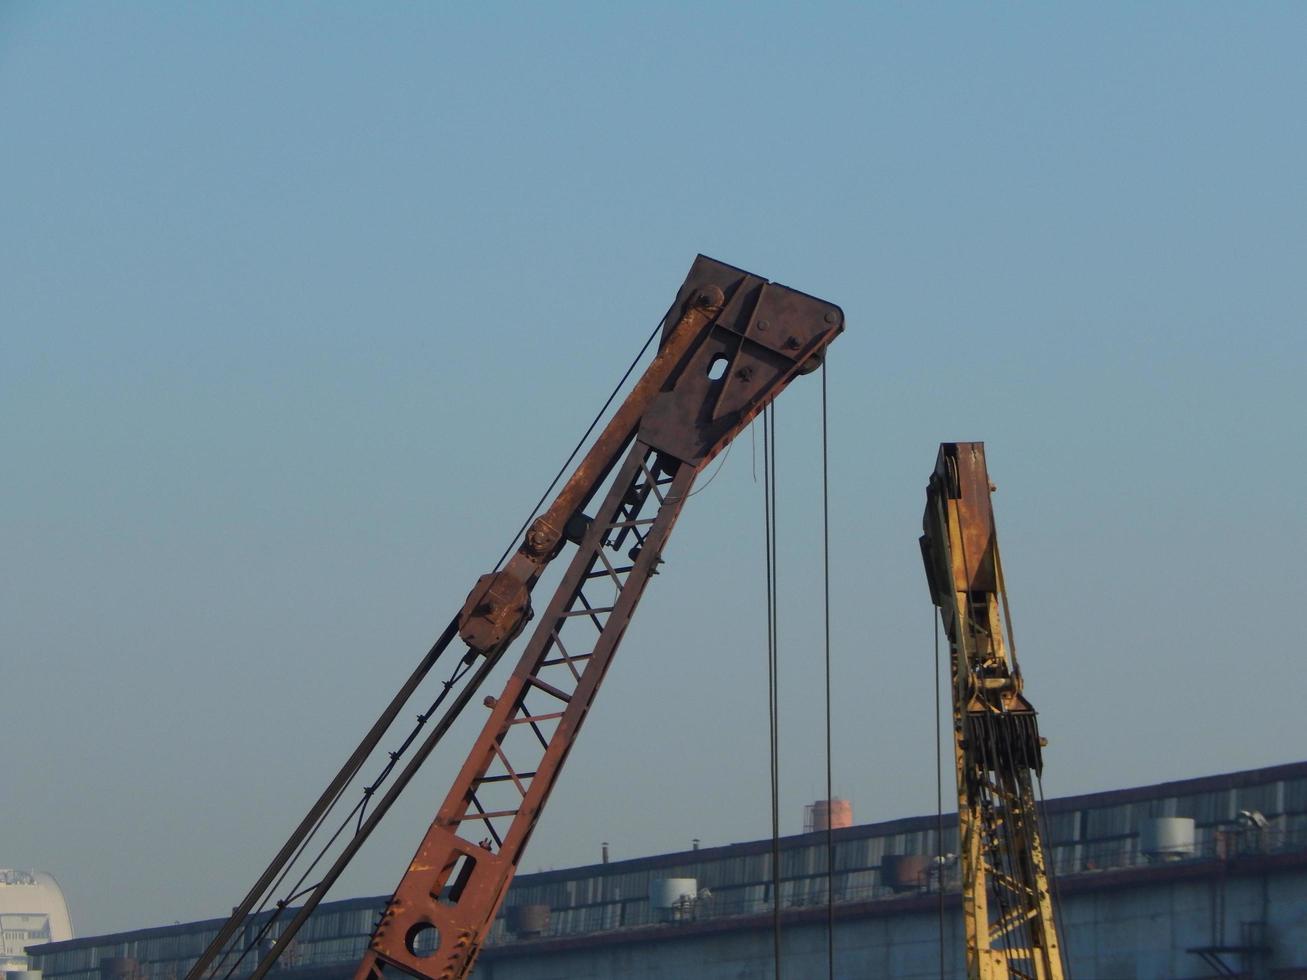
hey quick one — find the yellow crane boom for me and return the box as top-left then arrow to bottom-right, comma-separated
921,442 -> 1066,980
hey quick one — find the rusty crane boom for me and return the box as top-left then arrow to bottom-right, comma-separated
186,256 -> 843,980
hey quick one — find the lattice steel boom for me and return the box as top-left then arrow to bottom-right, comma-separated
921,443 -> 1066,980
358,257 -> 841,980
187,256 -> 843,980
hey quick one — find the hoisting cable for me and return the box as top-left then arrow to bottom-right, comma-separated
213,653 -> 480,980
992,537 -> 1062,975
931,493 -> 970,977
939,494 -> 1018,973
193,305 -> 675,980
934,610 -> 946,979
821,362 -> 836,980
188,622 -> 459,980
763,405 -> 783,979
996,539 -> 1071,977
245,647 -> 507,980
488,307 -> 670,574
954,522 -> 1019,969
1036,771 -> 1071,978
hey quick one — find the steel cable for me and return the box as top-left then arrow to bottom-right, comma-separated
489,305 -> 671,574
935,611 -> 946,980
985,546 -> 1037,970
763,406 -> 783,979
213,653 -> 478,980
1037,773 -> 1071,977
196,307 -> 674,980
189,623 -> 459,980
821,363 -> 835,979
952,510 -> 1019,974
995,531 -> 1065,977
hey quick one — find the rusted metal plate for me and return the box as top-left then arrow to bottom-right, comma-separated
458,257 -> 842,654
640,255 -> 842,465
923,442 -> 996,595
367,828 -> 512,980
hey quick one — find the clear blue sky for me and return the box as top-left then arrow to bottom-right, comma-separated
3,4 -> 1304,937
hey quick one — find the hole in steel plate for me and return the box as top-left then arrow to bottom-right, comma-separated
405,922 -> 441,958
440,853 -> 478,905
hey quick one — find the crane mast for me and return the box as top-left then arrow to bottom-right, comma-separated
187,255 -> 842,980
920,443 -> 1065,980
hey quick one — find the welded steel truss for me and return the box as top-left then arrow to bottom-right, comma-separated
359,444 -> 693,980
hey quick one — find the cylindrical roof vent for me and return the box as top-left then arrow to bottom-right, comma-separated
1141,817 -> 1196,862
882,854 -> 930,893
806,799 -> 853,832
649,878 -> 697,909
506,903 -> 551,937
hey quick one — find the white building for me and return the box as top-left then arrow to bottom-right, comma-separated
1,871 -> 73,973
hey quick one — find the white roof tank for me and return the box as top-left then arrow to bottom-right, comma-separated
1140,817 -> 1196,862
648,878 -> 697,909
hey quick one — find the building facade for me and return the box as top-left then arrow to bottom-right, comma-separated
2,870 -> 74,974
28,761 -> 1307,979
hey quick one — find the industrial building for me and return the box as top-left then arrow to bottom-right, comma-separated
27,760 -> 1307,979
